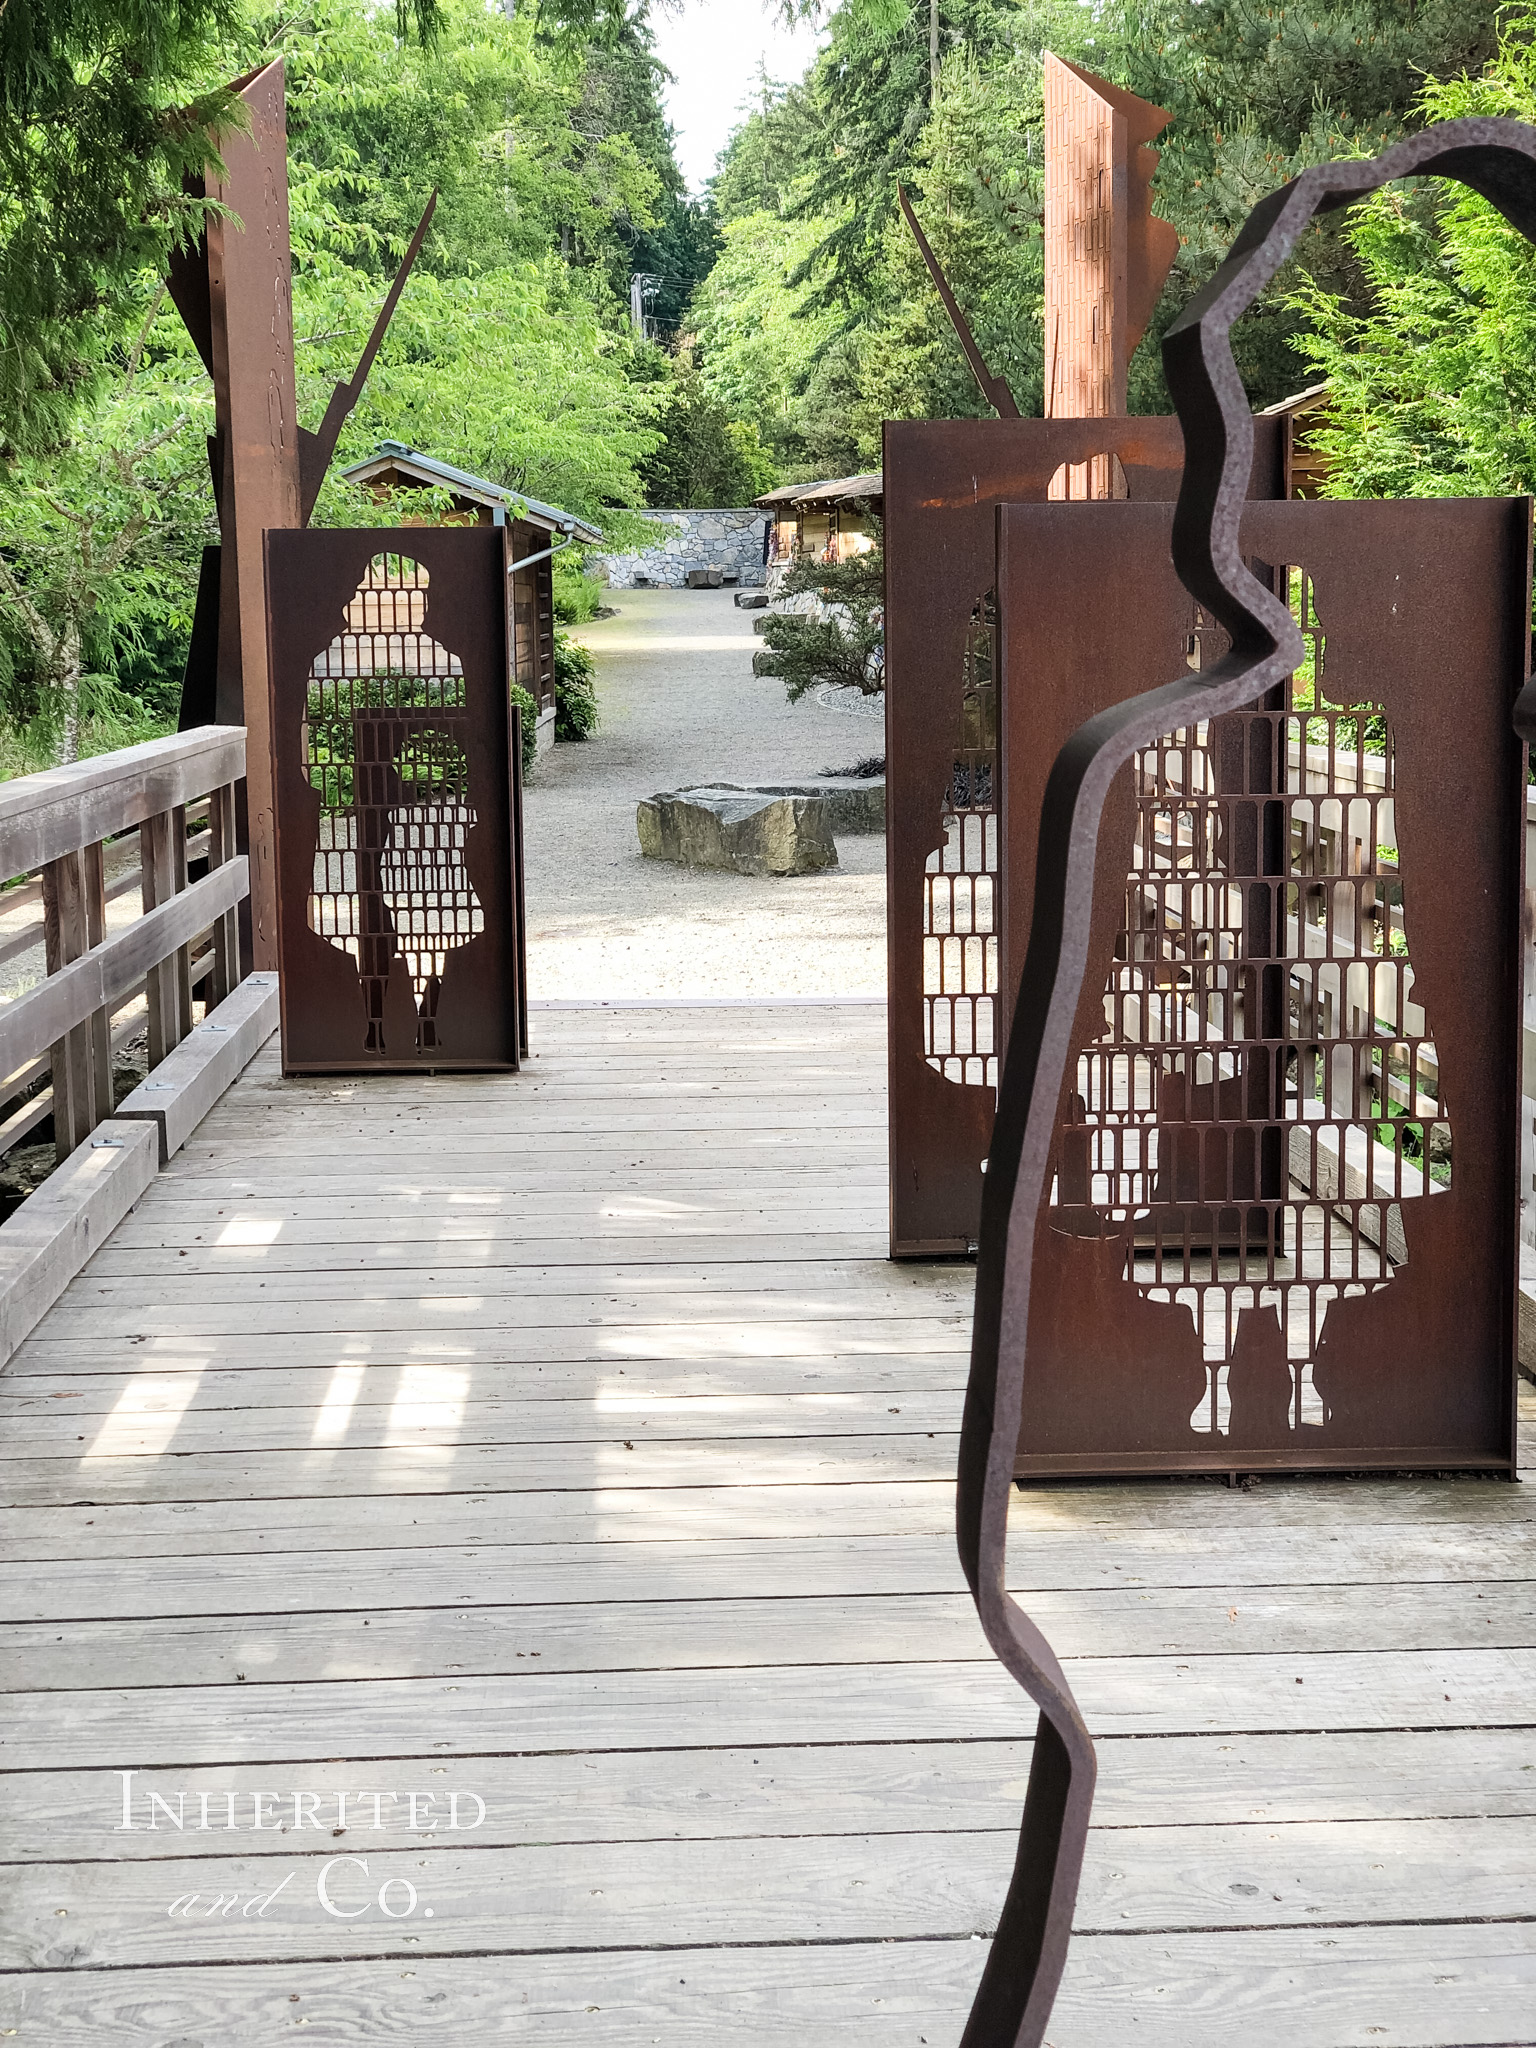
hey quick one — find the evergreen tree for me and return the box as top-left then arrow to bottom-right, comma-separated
640,367 -> 778,507
1291,4 -> 1536,501
0,0 -> 237,456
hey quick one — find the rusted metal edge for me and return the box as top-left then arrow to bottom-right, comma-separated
897,185 -> 1022,418
955,116 -> 1536,2048
299,189 -> 439,523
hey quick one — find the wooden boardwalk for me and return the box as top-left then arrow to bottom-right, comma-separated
0,999 -> 1532,2044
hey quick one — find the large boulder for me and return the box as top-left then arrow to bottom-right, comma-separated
723,777 -> 885,834
637,787 -> 838,875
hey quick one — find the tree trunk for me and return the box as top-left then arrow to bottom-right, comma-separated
57,627 -> 83,767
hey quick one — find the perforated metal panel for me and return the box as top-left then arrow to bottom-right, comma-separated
922,593 -> 999,1090
995,496 -> 1524,1476
1049,566 -> 1452,1439
267,527 -> 521,1073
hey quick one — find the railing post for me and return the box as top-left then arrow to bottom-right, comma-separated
41,850 -> 97,1160
141,809 -> 185,1067
82,840 -> 114,1126
171,802 -> 194,1032
207,781 -> 241,1006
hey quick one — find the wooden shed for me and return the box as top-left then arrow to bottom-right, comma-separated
1256,383 -> 1333,499
755,472 -> 884,569
340,441 -> 602,752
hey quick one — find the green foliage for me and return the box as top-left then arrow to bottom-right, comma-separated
509,681 -> 540,777
709,75 -> 826,226
552,556 -> 606,624
0,290 -> 214,765
577,28 -> 720,336
303,669 -> 466,811
759,527 -> 884,702
1292,8 -> 1536,501
688,209 -> 845,473
553,632 -> 600,740
234,0 -> 667,528
640,365 -> 779,507
700,0 -> 1505,457
0,0 -> 238,455
0,0 -> 690,773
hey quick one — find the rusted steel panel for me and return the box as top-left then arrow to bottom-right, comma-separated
996,495 -> 1527,1478
266,528 -> 522,1073
883,415 -> 1283,1259
206,58 -> 303,970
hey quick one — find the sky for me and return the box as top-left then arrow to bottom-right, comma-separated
650,0 -> 824,195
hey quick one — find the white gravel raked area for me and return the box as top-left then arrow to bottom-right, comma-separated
522,586 -> 886,999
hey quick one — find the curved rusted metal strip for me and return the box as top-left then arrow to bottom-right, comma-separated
956,116 -> 1536,2047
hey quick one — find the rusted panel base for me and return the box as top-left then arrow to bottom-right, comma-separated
1014,1448 -> 1516,1479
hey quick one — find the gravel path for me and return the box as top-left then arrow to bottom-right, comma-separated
522,586 -> 887,1000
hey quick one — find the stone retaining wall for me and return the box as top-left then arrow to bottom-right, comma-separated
592,509 -> 768,590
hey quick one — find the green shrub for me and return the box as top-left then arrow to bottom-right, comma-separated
553,633 -> 599,743
759,525 -> 884,703
552,555 -> 605,625
509,682 -> 539,777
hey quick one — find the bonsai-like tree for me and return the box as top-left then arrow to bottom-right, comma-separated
757,517 -> 883,702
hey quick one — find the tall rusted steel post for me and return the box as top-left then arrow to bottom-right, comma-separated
1042,52 -> 1179,491
205,58 -> 302,967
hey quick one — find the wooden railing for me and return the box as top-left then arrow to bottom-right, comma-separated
0,728 -> 249,1167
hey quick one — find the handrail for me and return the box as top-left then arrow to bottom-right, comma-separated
0,726 -> 249,1169
0,859 -> 247,1082
0,728 -> 245,883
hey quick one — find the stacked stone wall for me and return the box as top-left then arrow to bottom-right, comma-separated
592,509 -> 768,590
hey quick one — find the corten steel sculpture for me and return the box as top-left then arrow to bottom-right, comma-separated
887,61 -> 1199,1259
1042,54 -> 1180,430
954,119 -> 1536,2048
265,528 -> 522,1073
167,57 -> 435,967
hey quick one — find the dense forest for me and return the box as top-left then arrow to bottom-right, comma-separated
0,0 -> 1528,770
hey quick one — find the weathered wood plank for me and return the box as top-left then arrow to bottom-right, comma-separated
3,1925 -> 1531,2048
0,1521 -> 1528,1622
0,1432 -> 958,1507
3,1815 -> 1535,1970
4,1470 -> 1533,1572
7,1725 -> 1533,1864
3,1650 -> 1534,1772
149,1162 -> 893,1194
186,1101 -> 890,1135
0,1386 -> 963,1451
0,1482 -> 966,1562
0,858 -> 247,1082
19,1303 -> 975,1346
81,1230 -> 894,1273
51,1259 -> 972,1308
0,1352 -> 970,1401
0,727 -> 244,881
3,1579 -> 1530,1691
0,1121 -> 157,1369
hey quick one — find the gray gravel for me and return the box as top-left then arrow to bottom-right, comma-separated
522,586 -> 886,1000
